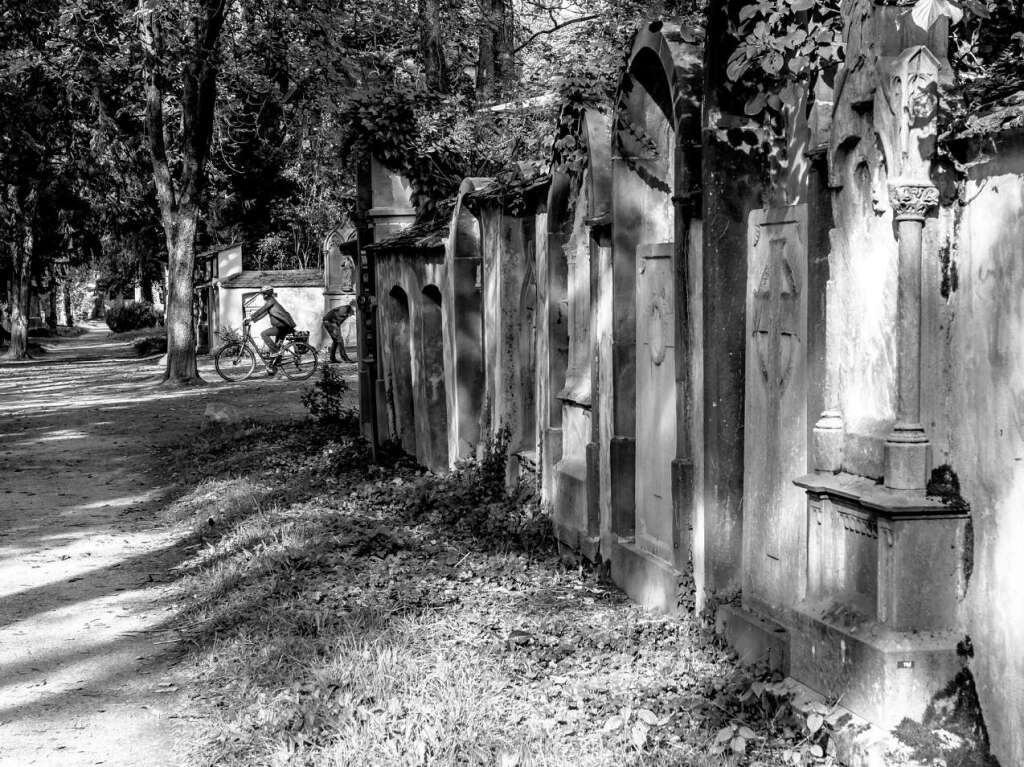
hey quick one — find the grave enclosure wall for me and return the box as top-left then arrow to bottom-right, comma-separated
355,9 -> 1024,762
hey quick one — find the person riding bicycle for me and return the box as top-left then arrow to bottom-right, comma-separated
244,286 -> 296,366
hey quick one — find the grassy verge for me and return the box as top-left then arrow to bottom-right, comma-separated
161,420 -> 845,767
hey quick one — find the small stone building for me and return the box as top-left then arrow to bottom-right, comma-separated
217,269 -> 329,347
195,242 -> 357,355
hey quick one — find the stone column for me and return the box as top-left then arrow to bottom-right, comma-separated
884,179 -> 937,490
812,278 -> 843,472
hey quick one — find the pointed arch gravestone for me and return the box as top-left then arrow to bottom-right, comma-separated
451,173 -> 550,480
545,108 -> 611,561
386,285 -> 416,455
605,21 -> 706,612
420,285 -> 449,469
443,179 -> 489,462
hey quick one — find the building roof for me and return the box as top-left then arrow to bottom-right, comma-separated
465,172 -> 551,206
219,269 -> 323,289
363,204 -> 454,255
197,242 -> 244,260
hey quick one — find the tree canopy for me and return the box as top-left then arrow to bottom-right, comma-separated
1,0 -> 1018,364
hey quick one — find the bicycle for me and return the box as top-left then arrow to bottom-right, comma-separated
214,324 -> 319,382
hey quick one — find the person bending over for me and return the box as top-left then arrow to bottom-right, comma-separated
321,299 -> 356,363
244,285 -> 296,362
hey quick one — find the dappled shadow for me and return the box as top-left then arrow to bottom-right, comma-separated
152,421 -> 737,765
0,333 -> 333,762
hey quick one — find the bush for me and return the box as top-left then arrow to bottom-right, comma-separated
133,334 -> 167,357
404,426 -> 555,554
105,301 -> 161,333
302,366 -> 358,427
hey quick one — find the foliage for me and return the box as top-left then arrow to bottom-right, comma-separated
726,0 -> 843,121
692,666 -> 842,765
719,0 -> 1024,188
252,232 -> 291,271
715,0 -> 843,165
104,300 -> 161,333
943,0 -> 1024,141
301,365 -> 358,427
159,418 -> 736,766
133,333 -> 167,357
403,425 -> 554,554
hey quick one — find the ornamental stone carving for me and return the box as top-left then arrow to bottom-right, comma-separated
888,181 -> 938,221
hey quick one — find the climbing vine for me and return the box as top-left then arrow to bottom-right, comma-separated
337,86 -> 465,217
721,0 -> 1024,173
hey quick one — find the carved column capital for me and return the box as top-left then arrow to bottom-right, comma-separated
888,180 -> 939,222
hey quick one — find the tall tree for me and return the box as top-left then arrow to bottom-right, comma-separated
137,0 -> 226,385
0,0 -> 82,359
475,0 -> 515,100
420,0 -> 450,92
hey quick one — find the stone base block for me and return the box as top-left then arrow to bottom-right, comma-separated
541,427 -> 563,502
551,460 -> 593,556
552,520 -> 599,563
716,604 -> 790,673
610,537 -> 680,613
883,437 -> 929,491
609,437 -> 635,536
788,608 -> 961,728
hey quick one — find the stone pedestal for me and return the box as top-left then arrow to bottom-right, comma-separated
812,410 -> 845,472
785,471 -> 970,726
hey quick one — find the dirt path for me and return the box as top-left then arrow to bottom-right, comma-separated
0,324 -> 319,766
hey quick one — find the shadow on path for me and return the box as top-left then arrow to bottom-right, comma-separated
0,326 -> 311,767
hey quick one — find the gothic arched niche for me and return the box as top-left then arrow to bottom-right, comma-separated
388,285 -> 416,455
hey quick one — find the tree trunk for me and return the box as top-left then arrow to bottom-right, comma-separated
475,0 -> 514,100
140,267 -> 154,303
138,0 -> 225,386
475,0 -> 496,100
419,0 -> 448,92
161,213 -> 201,384
492,0 -> 514,91
47,277 -> 58,329
63,279 -> 74,326
4,201 -> 32,360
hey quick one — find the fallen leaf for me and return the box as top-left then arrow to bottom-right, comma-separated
807,712 -> 824,734
636,708 -> 659,726
601,715 -> 623,733
629,722 -> 648,750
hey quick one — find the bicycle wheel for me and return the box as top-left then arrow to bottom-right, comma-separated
279,341 -> 318,380
214,343 -> 256,382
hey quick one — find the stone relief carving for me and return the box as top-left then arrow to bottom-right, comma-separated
753,238 -> 800,390
648,287 -> 669,366
888,182 -> 939,220
339,255 -> 355,292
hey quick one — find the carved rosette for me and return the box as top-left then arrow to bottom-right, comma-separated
888,180 -> 939,222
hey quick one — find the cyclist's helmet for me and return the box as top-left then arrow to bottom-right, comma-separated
260,285 -> 274,297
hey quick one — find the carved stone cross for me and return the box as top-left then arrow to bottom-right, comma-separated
753,237 -> 801,392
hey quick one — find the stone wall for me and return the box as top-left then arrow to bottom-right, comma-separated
354,14 -> 1024,762
220,286 -> 328,349
938,138 -> 1024,765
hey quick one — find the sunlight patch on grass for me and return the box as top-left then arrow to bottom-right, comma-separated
162,422 -> 779,767
163,477 -> 272,532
